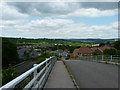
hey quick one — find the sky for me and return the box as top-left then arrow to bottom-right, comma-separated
0,1 -> 119,39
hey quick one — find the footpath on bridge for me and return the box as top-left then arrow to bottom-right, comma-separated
44,61 -> 75,88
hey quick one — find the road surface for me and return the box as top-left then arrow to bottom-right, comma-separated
65,60 -> 119,88
15,60 -> 35,74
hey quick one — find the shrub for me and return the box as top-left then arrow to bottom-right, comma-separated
103,48 -> 118,55
2,64 -> 18,85
35,53 -> 59,64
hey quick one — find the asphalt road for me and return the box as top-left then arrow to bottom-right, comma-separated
65,60 -> 119,88
15,60 -> 35,74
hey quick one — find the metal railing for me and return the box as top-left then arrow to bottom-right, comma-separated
0,56 -> 57,90
79,55 -> 120,63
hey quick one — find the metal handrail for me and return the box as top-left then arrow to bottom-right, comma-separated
79,55 -> 120,63
0,56 -> 57,90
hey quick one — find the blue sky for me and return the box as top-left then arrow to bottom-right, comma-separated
1,2 -> 118,39
52,15 -> 118,26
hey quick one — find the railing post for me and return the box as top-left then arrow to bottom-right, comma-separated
111,55 -> 112,61
96,56 -> 97,60
46,59 -> 48,70
102,55 -> 104,61
33,64 -> 38,86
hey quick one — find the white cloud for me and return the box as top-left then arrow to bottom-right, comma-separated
0,20 -> 25,25
1,2 -> 28,20
1,2 -> 118,39
61,8 -> 117,17
28,18 -> 74,27
5,2 -> 118,18
2,18 -> 118,39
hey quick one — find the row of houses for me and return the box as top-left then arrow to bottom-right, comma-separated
17,46 -> 42,61
17,45 -> 67,61
71,46 -> 112,58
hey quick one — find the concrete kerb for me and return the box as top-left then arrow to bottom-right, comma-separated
62,60 -> 79,89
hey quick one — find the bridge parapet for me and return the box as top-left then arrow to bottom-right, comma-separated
0,56 -> 57,90
79,55 -> 120,64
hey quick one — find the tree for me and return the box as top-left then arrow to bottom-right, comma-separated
103,48 -> 117,55
2,38 -> 19,68
117,50 -> 120,55
113,40 -> 120,50
99,43 -> 105,47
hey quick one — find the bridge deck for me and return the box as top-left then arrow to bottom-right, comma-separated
65,60 -> 119,88
44,61 -> 75,88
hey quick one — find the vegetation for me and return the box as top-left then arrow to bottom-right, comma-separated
2,38 -> 20,85
35,53 -> 60,64
2,65 -> 19,85
103,48 -> 118,55
113,40 -> 120,50
99,40 -> 120,55
4,37 -> 101,47
2,38 -> 19,68
113,40 -> 120,55
7,37 -> 116,44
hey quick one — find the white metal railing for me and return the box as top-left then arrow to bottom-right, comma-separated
79,55 -> 120,63
0,56 -> 57,90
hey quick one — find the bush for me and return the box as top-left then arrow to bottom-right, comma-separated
117,50 -> 120,55
103,48 -> 117,55
2,64 -> 18,85
113,40 -> 120,50
35,53 -> 59,64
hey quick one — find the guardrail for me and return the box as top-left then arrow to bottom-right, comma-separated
0,56 -> 57,90
79,55 -> 120,63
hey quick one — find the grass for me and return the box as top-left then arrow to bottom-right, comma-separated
16,42 -> 93,47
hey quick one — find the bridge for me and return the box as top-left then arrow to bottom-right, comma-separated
0,55 -> 119,89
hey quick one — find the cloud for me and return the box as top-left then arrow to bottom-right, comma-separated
0,20 -> 25,25
7,2 -> 79,16
29,18 -> 74,27
1,2 -> 28,20
7,2 -> 118,18
80,2 -> 118,10
1,2 -> 118,39
62,8 -> 117,17
2,18 -> 118,39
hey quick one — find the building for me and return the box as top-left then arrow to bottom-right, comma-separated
73,46 -> 112,57
73,47 -> 93,56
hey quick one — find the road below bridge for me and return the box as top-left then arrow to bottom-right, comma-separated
65,60 -> 119,88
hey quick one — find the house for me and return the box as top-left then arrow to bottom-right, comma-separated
73,47 -> 93,56
91,46 -> 112,54
99,46 -> 112,51
73,46 -> 112,57
17,46 -> 41,60
29,50 -> 41,59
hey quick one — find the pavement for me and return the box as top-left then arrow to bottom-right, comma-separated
65,60 -> 119,88
44,61 -> 75,88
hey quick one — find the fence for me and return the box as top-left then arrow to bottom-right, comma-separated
0,56 -> 57,90
79,55 -> 120,63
